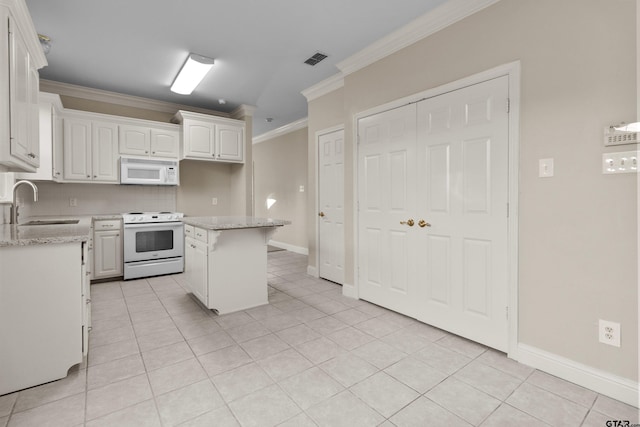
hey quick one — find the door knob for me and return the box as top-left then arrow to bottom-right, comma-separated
400,219 -> 414,226
418,220 -> 431,228
318,212 -> 325,217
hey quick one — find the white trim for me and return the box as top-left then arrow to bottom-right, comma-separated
314,125 -> 345,287
518,344 -> 639,408
342,283 -> 357,299
268,240 -> 308,256
230,104 -> 256,119
353,61 -> 521,356
301,73 -> 344,102
306,265 -> 318,278
39,80 -> 231,117
253,118 -> 308,145
336,0 -> 501,77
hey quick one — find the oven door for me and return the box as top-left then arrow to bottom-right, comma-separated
123,221 -> 184,262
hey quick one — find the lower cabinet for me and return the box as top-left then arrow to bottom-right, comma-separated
92,219 -> 123,280
185,235 -> 208,303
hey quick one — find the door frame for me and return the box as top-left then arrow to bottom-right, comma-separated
313,124 -> 345,280
353,61 -> 521,358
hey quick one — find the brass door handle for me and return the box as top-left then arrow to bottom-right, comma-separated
418,220 -> 431,228
319,212 -> 325,217
400,219 -> 414,226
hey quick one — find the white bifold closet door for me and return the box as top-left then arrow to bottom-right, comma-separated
358,76 -> 509,351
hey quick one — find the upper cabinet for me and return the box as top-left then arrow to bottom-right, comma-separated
119,122 -> 180,159
0,2 -> 47,172
173,110 -> 245,164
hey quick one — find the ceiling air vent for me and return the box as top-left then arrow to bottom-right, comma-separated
304,52 -> 328,66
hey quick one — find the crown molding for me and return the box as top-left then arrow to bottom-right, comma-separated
1,0 -> 47,68
336,0 -> 502,76
231,104 -> 257,119
39,79 -> 230,117
253,117 -> 308,145
301,72 -> 344,102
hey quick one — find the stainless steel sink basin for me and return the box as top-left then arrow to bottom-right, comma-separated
21,219 -> 80,226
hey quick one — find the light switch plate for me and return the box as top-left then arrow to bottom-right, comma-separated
539,158 -> 554,177
602,151 -> 639,174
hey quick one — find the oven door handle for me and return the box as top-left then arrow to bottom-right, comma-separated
124,222 -> 184,229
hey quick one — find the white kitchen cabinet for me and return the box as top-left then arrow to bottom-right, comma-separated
173,110 -> 245,163
0,3 -> 46,173
92,219 -> 123,280
0,172 -> 14,203
16,92 -> 64,181
81,242 -> 91,356
120,123 -> 180,159
63,117 -> 119,183
185,234 -> 208,304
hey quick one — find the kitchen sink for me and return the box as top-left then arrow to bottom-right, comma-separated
21,219 -> 80,226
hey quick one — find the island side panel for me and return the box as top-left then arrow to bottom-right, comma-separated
208,227 -> 270,314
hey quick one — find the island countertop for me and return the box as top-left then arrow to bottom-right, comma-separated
182,216 -> 291,230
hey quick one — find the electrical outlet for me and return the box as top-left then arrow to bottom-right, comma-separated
299,185 -> 305,192
69,197 -> 77,207
598,319 -> 621,347
211,197 -> 218,206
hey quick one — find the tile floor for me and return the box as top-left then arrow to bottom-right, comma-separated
1,251 -> 638,427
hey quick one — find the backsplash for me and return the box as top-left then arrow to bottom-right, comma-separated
16,182 -> 177,218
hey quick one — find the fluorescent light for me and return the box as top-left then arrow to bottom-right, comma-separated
170,54 -> 215,95
614,122 -> 640,132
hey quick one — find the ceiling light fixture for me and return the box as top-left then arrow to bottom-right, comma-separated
170,53 -> 215,95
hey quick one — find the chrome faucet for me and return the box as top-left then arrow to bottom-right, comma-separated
11,180 -> 38,225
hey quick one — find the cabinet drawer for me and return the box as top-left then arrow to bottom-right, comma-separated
184,225 -> 195,237
194,227 -> 208,243
94,220 -> 121,231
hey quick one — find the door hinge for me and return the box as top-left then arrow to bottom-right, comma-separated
507,98 -> 510,114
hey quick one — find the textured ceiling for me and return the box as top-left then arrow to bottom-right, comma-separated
25,0 -> 447,135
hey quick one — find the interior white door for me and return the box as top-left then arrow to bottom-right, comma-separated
358,105 -> 419,316
416,76 -> 509,351
318,129 -> 345,284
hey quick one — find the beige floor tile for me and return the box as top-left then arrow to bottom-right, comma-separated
212,363 -> 274,403
353,317 -> 403,338
331,308 -> 376,326
403,322 -> 449,341
227,321 -> 271,343
257,348 -> 313,382
453,360 -> 523,400
353,340 -> 407,369
350,371 -> 419,418
413,343 -> 471,375
129,307 -> 170,325
87,354 -> 145,390
426,377 -> 501,425
240,334 -> 290,360
85,374 -> 152,421
476,349 -> 535,380
506,383 -> 588,426
279,367 -> 344,410
291,306 -> 327,322
306,316 -> 349,335
179,405 -> 240,427
319,354 -> 378,388
326,326 -> 376,351
295,337 -> 347,365
480,404 -> 549,427
0,394 -> 17,418
591,394 -> 640,422
136,326 -> 185,352
14,369 -> 86,412
436,334 -> 487,359
526,371 -> 597,408
260,313 -> 302,332
384,357 -> 448,393
275,324 -> 321,346
306,390 -> 385,427
132,316 -> 176,337
142,341 -> 195,372
278,412 -> 318,427
7,392 -> 85,427
244,304 -> 285,321
581,409 -> 615,427
198,345 -> 253,377
313,300 -> 351,315
228,385 -> 301,427
0,415 -> 7,427
187,331 -> 235,356
88,338 -> 140,366
85,399 -> 161,427
215,312 -> 255,330
147,358 -> 207,396
272,299 -> 309,313
389,396 -> 471,427
126,299 -> 165,314
156,380 -> 225,426
380,328 -> 433,354
176,318 -> 222,340
90,315 -> 132,333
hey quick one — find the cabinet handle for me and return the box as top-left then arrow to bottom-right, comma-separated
87,326 -> 92,332
152,151 -> 155,154
145,150 -> 149,154
190,244 -> 196,248
55,172 -> 60,176
86,298 -> 91,304
93,175 -> 97,178
86,175 -> 91,178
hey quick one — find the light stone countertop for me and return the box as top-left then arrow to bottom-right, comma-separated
182,216 -> 290,230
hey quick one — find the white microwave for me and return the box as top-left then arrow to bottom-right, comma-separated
120,157 -> 179,186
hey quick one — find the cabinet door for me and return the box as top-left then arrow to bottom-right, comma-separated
52,112 -> 64,181
119,124 -> 150,156
150,128 -> 179,158
216,124 -> 244,162
184,120 -> 215,159
8,21 -> 31,165
185,237 -> 208,305
27,66 -> 39,166
63,118 -> 92,181
93,229 -> 123,279
92,122 -> 119,182
0,172 -> 15,203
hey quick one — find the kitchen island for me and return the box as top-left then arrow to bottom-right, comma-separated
182,216 -> 290,314
0,219 -> 91,395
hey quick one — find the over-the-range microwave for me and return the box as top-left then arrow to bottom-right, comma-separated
120,157 -> 179,186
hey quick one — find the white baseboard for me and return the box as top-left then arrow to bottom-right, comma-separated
268,240 -> 308,256
342,283 -> 357,299
306,265 -> 318,278
517,344 -> 639,407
